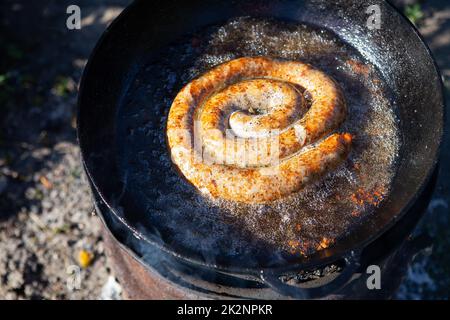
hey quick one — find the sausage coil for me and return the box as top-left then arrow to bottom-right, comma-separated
167,57 -> 352,203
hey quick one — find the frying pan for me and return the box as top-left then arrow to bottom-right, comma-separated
77,0 -> 444,298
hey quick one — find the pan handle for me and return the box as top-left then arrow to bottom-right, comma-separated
260,251 -> 361,299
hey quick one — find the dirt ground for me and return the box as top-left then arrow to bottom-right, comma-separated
0,0 -> 449,299
0,0 -> 131,300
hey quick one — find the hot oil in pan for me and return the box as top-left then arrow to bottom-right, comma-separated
117,18 -> 400,266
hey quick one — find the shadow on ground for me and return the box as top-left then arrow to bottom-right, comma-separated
0,0 -> 130,300
0,0 -> 131,221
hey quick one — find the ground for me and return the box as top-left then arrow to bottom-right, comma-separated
0,0 -> 131,300
0,0 -> 449,299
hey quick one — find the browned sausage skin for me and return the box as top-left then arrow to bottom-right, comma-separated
167,57 -> 352,203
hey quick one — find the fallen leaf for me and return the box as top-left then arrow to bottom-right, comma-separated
78,250 -> 93,269
39,176 -> 53,189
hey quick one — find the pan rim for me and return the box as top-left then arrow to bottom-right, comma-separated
77,0 -> 445,274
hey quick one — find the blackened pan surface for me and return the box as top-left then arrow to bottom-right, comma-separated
78,0 -> 444,271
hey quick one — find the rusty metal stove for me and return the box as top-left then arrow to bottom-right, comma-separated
91,168 -> 437,300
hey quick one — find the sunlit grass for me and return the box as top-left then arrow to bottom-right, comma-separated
405,3 -> 425,26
